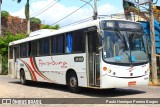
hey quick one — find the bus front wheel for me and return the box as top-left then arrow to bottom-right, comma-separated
67,72 -> 80,93
20,69 -> 27,85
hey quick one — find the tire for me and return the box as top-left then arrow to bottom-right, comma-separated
67,72 -> 80,93
106,88 -> 116,91
20,70 -> 27,85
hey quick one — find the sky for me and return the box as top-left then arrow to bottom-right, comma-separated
1,0 -> 160,27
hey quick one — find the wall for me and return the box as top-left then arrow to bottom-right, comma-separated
1,16 -> 40,36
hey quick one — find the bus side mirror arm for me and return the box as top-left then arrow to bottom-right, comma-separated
98,45 -> 104,51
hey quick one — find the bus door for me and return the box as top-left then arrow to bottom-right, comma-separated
13,46 -> 19,78
87,30 -> 100,87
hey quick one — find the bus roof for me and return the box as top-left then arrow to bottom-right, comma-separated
9,19 -> 140,46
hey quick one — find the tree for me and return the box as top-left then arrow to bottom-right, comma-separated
30,17 -> 41,25
0,0 -> 2,35
0,33 -> 26,74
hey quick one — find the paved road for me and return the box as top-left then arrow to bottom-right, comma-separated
0,75 -> 160,107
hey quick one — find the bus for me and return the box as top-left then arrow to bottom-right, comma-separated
8,19 -> 150,93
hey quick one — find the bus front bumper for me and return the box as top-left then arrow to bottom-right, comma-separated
100,74 -> 149,89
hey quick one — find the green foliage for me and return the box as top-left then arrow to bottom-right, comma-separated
0,33 -> 27,75
41,24 -> 60,30
1,56 -> 8,75
30,17 -> 41,24
41,25 -> 50,29
1,11 -> 9,18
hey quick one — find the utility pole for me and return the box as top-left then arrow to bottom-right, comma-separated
27,18 -> 30,35
25,0 -> 30,35
27,4 -> 30,35
149,1 -> 158,85
93,0 -> 98,20
81,0 -> 98,20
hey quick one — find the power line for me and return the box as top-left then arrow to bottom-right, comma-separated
31,0 -> 56,16
31,0 -> 61,17
60,17 -> 92,28
51,0 -> 92,26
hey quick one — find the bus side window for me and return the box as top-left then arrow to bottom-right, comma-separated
73,30 -> 85,53
44,38 -> 49,55
57,35 -> 64,54
9,46 -> 13,59
20,43 -> 27,57
17,46 -> 20,58
65,33 -> 73,53
51,36 -> 56,54
39,38 -> 50,56
28,42 -> 31,56
31,41 -> 37,56
39,39 -> 43,55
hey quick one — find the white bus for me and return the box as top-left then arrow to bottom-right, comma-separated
8,19 -> 150,93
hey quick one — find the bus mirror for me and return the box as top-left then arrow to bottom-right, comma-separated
98,45 -> 104,50
98,35 -> 102,46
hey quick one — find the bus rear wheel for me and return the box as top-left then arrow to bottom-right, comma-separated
67,72 -> 80,93
20,70 -> 27,85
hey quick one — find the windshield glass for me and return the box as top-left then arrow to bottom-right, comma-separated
103,30 -> 148,65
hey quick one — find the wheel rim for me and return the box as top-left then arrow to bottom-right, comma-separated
69,77 -> 77,88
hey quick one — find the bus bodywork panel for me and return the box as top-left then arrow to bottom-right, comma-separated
100,61 -> 150,88
16,53 -> 88,87
8,59 -> 16,78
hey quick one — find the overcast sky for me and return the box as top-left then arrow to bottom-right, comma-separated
1,0 -> 160,27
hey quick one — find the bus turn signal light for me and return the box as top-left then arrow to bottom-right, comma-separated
103,67 -> 107,71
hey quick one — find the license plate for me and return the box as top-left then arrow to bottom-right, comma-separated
128,81 -> 136,86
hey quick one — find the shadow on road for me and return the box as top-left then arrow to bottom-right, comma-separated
81,88 -> 146,97
9,80 -> 146,97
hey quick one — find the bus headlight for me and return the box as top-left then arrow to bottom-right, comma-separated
145,71 -> 147,74
108,69 -> 112,73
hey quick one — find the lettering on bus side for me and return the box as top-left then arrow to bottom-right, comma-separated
38,57 -> 67,68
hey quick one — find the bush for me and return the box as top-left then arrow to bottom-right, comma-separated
30,17 -> 41,25
41,24 -> 50,29
1,11 -> 9,18
41,24 -> 59,29
0,33 -> 27,75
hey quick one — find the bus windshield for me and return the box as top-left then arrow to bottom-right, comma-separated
103,30 -> 148,65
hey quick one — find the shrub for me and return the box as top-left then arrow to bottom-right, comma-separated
1,11 -> 9,18
0,33 -> 27,75
30,17 -> 41,25
41,24 -> 59,29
